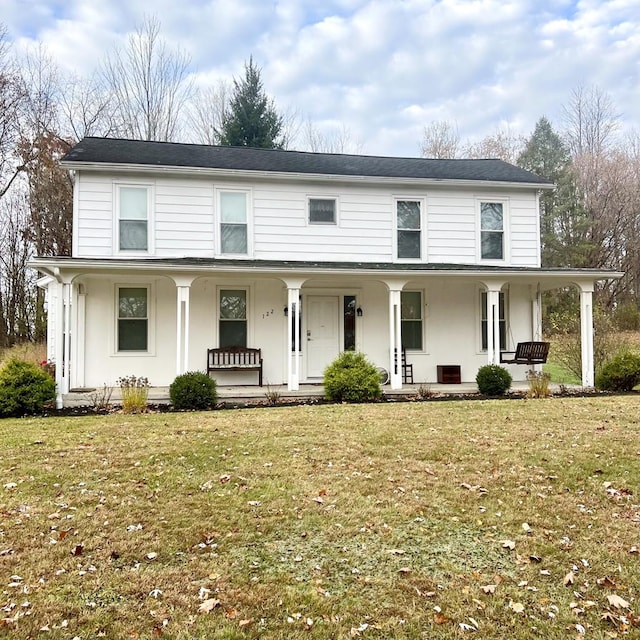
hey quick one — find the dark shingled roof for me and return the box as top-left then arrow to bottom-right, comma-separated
62,137 -> 553,186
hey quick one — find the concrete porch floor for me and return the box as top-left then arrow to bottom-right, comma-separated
63,380 -> 572,407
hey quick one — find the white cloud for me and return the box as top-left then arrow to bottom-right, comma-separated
1,0 -> 639,156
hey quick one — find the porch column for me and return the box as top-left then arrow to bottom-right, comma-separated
578,282 -> 595,387
283,278 -> 307,391
383,280 -> 408,390
53,280 -> 64,409
532,285 -> 542,341
71,284 -> 86,389
482,281 -> 505,365
171,276 -> 196,377
54,280 -> 73,406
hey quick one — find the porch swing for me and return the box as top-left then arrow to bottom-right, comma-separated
499,313 -> 549,366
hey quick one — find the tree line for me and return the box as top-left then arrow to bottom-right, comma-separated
1,16 -> 638,347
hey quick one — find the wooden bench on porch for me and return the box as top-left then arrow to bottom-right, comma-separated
207,346 -> 263,386
500,341 -> 550,365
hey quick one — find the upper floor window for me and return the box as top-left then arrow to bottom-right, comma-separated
219,289 -> 247,347
397,200 -> 421,259
118,186 -> 149,251
480,202 -> 504,260
220,191 -> 248,254
401,290 -> 423,350
117,286 -> 148,351
309,198 -> 336,224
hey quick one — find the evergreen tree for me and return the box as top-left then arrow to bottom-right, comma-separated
219,57 -> 283,148
518,117 -> 589,267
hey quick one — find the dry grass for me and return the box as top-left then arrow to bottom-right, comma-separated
1,397 -> 639,639
0,343 -> 47,369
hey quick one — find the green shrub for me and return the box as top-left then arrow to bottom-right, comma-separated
476,364 -> 512,396
169,371 -> 218,410
324,351 -> 382,403
0,358 -> 56,417
595,352 -> 640,392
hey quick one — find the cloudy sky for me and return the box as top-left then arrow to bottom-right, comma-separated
3,0 -> 639,156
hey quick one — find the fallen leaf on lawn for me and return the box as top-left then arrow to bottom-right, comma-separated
145,552 -> 158,561
481,584 -> 497,594
522,523 -> 531,532
198,598 -> 220,613
72,544 -> 83,557
247,501 -> 261,506
501,540 -> 516,550
597,577 -> 616,588
540,569 -> 551,576
318,488 -> 327,496
312,496 -> 324,504
459,622 -> 477,631
219,474 -> 231,483
564,571 -> 575,586
238,619 -> 253,628
398,567 -> 412,574
529,555 -> 542,563
434,612 -> 449,624
606,594 -> 630,609
509,601 -> 525,613
387,549 -> 406,555
629,546 -> 638,554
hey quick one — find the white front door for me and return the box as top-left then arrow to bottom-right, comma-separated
306,296 -> 340,378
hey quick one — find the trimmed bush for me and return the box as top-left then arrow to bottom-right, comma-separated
476,364 -> 512,396
170,371 -> 218,410
323,351 -> 382,403
595,352 -> 640,392
0,358 -> 56,417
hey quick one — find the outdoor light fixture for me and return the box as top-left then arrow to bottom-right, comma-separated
283,306 -> 288,317
356,306 -> 363,317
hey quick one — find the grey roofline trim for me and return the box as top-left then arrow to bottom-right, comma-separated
29,256 -> 622,282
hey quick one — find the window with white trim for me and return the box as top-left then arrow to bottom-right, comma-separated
401,290 -> 423,350
397,200 -> 421,259
117,287 -> 148,351
309,198 -> 336,224
219,289 -> 247,347
480,202 -> 504,260
220,191 -> 248,254
118,186 -> 149,251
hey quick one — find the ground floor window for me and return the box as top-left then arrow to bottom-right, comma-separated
117,287 -> 148,351
219,289 -> 247,347
401,290 -> 423,350
481,291 -> 507,351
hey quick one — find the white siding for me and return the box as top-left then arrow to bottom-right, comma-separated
74,171 -> 541,267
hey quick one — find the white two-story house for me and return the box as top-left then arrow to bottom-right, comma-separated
31,137 -> 620,407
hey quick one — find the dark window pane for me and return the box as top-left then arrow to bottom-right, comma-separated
398,230 -> 421,258
401,291 -> 422,320
219,321 -> 247,348
119,288 -> 147,318
401,321 -> 423,350
221,224 -> 247,254
481,231 -> 503,259
120,220 -> 147,250
481,202 -> 503,231
220,290 -> 246,319
397,201 -> 420,229
344,296 -> 356,350
309,199 -> 336,224
118,319 -> 147,351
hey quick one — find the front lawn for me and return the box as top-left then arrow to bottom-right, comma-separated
1,397 -> 639,638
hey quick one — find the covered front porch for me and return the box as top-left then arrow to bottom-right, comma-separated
30,257 -> 621,409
